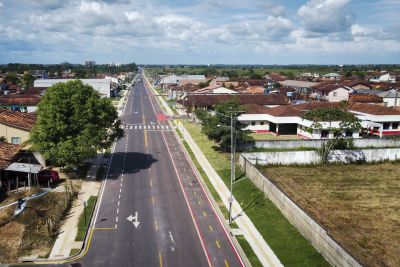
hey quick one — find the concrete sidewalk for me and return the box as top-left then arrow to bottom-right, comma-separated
144,75 -> 282,267
48,155 -> 103,260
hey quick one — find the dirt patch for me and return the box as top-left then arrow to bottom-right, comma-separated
261,162 -> 400,267
0,183 -> 78,263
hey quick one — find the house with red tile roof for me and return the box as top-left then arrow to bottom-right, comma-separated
310,84 -> 354,102
0,109 -> 36,144
238,102 -> 400,139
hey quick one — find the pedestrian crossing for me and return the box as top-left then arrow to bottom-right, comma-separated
122,124 -> 171,131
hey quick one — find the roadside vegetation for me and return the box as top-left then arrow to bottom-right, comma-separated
262,163 -> 400,267
181,120 -> 329,267
75,196 -> 97,242
0,183 -> 79,263
30,80 -> 124,169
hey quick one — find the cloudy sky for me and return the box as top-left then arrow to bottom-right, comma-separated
0,0 -> 399,64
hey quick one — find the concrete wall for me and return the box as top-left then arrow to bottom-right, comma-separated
242,148 -> 400,165
239,156 -> 362,267
255,138 -> 400,149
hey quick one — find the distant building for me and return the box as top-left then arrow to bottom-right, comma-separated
34,78 -> 113,97
29,70 -> 48,79
369,72 -> 396,83
85,61 -> 96,67
378,89 -> 400,107
322,73 -> 342,80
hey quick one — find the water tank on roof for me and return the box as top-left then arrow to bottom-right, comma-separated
287,92 -> 294,97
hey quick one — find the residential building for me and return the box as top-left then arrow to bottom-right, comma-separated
34,78 -> 113,97
369,72 -> 396,83
178,94 -> 289,112
0,109 -> 36,144
322,73 -> 342,80
310,84 -> 353,102
349,94 -> 383,105
349,103 -> 400,137
378,89 -> 400,107
238,102 -> 400,139
279,80 -> 320,95
191,85 -> 238,95
29,70 -> 48,80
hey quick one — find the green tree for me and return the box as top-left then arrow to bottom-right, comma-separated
201,98 -> 254,152
302,107 -> 361,163
5,72 -> 20,84
22,73 -> 35,89
30,80 -> 124,169
74,69 -> 87,78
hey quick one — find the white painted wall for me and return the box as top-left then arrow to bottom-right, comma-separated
326,88 -> 350,102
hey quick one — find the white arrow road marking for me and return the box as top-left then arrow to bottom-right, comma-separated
127,211 -> 141,229
169,230 -> 176,252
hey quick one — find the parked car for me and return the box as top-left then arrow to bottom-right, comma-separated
37,169 -> 59,182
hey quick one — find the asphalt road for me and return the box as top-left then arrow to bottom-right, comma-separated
11,74 -> 244,267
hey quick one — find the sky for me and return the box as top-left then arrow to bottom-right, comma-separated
0,0 -> 399,65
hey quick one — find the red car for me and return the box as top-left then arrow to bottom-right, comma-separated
37,169 -> 59,182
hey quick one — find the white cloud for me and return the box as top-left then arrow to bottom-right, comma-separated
298,0 -> 355,33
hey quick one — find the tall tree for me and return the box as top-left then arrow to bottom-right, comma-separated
30,80 -> 124,169
201,98 -> 254,152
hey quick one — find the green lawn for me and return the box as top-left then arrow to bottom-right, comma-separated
75,196 -> 97,241
181,121 -> 329,267
236,236 -> 263,267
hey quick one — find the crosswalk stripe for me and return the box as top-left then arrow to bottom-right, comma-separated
157,125 -> 160,129
134,125 -> 137,129
139,125 -> 142,129
143,125 -> 146,130
161,125 -> 164,129
130,126 -> 133,129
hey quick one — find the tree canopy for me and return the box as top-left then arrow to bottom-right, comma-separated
199,98 -> 253,152
30,80 -> 124,169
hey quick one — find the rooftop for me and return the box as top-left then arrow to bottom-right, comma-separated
181,94 -> 289,107
0,109 -> 37,131
349,94 -> 383,103
0,142 -> 23,169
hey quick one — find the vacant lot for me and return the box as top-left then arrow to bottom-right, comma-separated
261,163 -> 400,267
0,182 -> 79,263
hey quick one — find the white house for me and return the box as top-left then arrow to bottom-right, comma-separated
369,73 -> 397,83
310,85 -> 353,102
378,89 -> 400,107
238,102 -> 400,139
191,85 -> 238,95
34,78 -> 113,97
322,73 -> 342,80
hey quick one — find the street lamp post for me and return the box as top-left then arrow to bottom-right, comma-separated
217,111 -> 239,224
228,113 -> 236,224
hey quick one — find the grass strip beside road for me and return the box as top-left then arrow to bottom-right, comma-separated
75,196 -> 97,242
181,120 -> 329,267
69,248 -> 81,256
236,236 -> 263,267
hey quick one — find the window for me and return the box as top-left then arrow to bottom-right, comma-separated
384,102 -> 388,107
321,130 -> 329,138
393,123 -> 399,129
333,92 -> 337,97
251,121 -> 256,126
260,121 -> 265,125
383,123 -> 390,130
11,137 -> 21,144
345,131 -> 353,137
